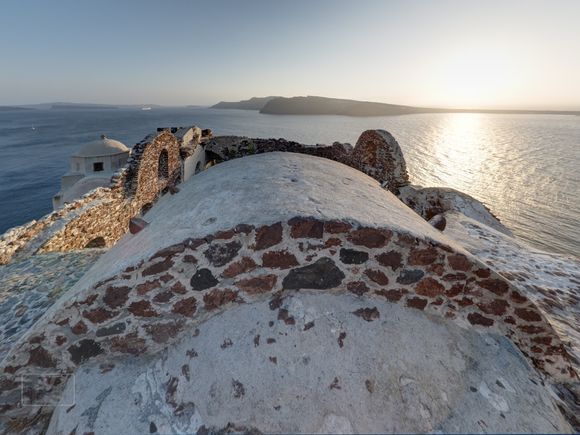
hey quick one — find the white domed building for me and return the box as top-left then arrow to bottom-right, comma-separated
52,135 -> 130,210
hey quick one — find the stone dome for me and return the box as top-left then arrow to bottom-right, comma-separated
73,134 -> 129,157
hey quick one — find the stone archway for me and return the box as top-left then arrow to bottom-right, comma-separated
85,236 -> 106,248
158,149 -> 169,180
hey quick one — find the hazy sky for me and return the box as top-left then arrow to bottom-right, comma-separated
1,0 -> 579,109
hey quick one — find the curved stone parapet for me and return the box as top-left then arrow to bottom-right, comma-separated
0,153 -> 576,431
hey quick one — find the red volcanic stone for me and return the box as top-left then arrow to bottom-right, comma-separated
347,281 -> 370,296
447,254 -> 471,271
203,289 -> 239,310
254,222 -> 283,250
324,221 -> 352,234
445,283 -> 464,298
407,297 -> 428,310
477,299 -> 509,316
79,294 -> 99,306
515,308 -> 542,322
532,336 -> 552,345
408,247 -> 438,266
183,255 -> 197,264
442,273 -> 467,282
71,321 -> 88,335
376,288 -> 407,302
325,238 -> 342,248
262,250 -> 299,269
222,257 -> 257,278
456,297 -> 474,307
111,333 -> 147,355
145,321 -> 184,344
136,279 -> 161,295
427,263 -> 445,276
83,307 -> 117,324
353,307 -> 380,322
467,312 -> 494,327
27,346 -> 56,368
171,281 -> 187,294
172,296 -> 198,317
204,241 -> 242,267
348,228 -> 391,248
365,269 -> 389,286
289,217 -> 324,238
236,275 -> 277,294
504,316 -> 516,325
103,285 -> 131,308
129,217 -> 149,234
55,336 -> 67,346
153,290 -> 174,303
159,274 -> 173,283
415,278 -> 445,298
142,257 -> 174,277
150,243 -> 185,261
214,229 -> 235,240
474,268 -> 491,278
510,291 -> 528,304
477,278 -> 509,295
518,325 -> 546,334
376,251 -> 402,270
128,300 -> 158,317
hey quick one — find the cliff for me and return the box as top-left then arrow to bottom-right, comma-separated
219,95 -> 580,117
0,128 -> 578,433
211,96 -> 280,110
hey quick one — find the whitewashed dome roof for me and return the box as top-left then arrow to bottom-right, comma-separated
73,135 -> 129,157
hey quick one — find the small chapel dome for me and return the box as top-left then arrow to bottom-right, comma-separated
73,134 -> 129,158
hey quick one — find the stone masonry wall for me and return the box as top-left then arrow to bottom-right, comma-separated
0,131 -> 183,263
1,218 -> 576,428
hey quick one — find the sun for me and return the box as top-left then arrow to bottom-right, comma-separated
432,45 -> 519,108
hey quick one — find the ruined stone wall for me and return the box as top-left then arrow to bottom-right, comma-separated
0,130 -> 183,263
204,129 -> 410,193
1,218 -> 576,428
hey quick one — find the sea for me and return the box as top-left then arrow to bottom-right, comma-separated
0,107 -> 578,258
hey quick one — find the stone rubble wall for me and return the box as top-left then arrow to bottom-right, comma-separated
1,218 -> 576,429
0,130 -> 184,264
204,129 -> 410,193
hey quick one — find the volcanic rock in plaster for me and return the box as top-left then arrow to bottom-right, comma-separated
46,292 -> 572,434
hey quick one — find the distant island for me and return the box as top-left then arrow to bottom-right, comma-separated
213,95 -> 580,117
0,106 -> 34,111
51,103 -> 119,110
211,96 -> 280,110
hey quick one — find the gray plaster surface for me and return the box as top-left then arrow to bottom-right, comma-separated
47,292 -> 571,434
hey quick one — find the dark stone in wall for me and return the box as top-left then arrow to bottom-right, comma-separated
396,269 -> 424,285
339,248 -> 369,264
190,268 -> 218,291
204,241 -> 242,267
96,322 -> 127,337
282,257 -> 345,290
67,339 -> 104,364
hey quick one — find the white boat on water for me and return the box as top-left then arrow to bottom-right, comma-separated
141,106 -> 152,111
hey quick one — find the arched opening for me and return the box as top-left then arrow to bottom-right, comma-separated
195,161 -> 202,174
158,149 -> 169,180
85,236 -> 106,248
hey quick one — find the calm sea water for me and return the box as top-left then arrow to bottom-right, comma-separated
0,108 -> 578,257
